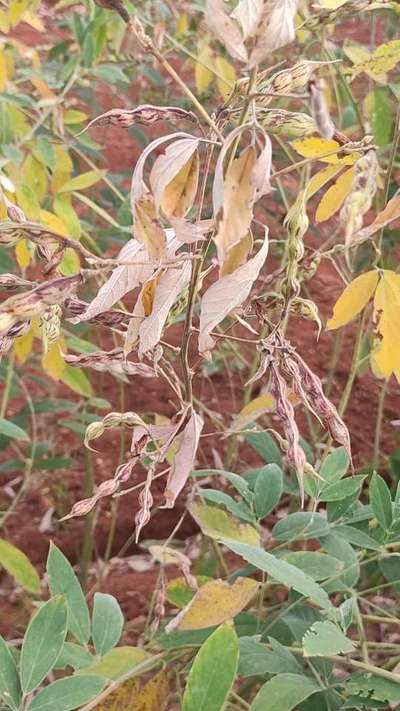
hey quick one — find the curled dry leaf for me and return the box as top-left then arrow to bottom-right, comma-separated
126,260 -> 192,356
169,217 -> 213,244
76,239 -> 154,321
134,193 -> 167,261
165,577 -> 259,632
164,410 -> 204,508
75,104 -> 199,137
231,0 -> 264,39
64,348 -> 156,378
199,232 -> 269,355
204,0 -> 248,63
149,137 -> 200,217
249,0 -> 298,67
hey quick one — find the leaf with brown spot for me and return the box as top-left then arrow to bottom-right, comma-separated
149,138 -> 200,217
134,195 -> 167,261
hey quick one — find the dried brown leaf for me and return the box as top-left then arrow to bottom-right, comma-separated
164,410 -> 204,508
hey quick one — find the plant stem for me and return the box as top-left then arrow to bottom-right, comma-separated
0,350 -> 15,419
373,378 -> 388,471
79,447 -> 95,587
338,311 -> 366,418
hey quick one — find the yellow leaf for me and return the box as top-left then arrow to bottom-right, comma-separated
327,270 -> 379,330
40,209 -> 68,236
0,9 -> 10,32
42,340 -> 66,380
63,109 -> 88,125
15,239 -> 32,268
0,51 -> 7,90
141,274 -> 159,316
93,671 -> 170,711
195,40 -> 214,94
231,392 -> 275,431
344,44 -> 386,83
51,146 -> 73,194
14,324 -> 34,364
351,40 -> 400,79
160,151 -> 199,218
53,194 -> 81,239
291,137 -> 356,165
175,12 -> 188,35
315,166 -> 354,222
371,270 -> 400,378
167,578 -> 259,631
190,500 -> 260,546
31,78 -> 56,101
7,104 -> 29,138
215,55 -> 236,100
215,145 -> 257,264
58,170 -> 105,193
8,0 -> 30,26
21,155 -> 47,202
305,164 -> 343,201
220,233 -> 253,277
16,185 -> 40,220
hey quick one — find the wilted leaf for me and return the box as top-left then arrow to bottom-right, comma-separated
166,576 -> 211,608
315,167 -> 355,222
190,500 -> 260,546
133,260 -> 191,355
42,340 -> 66,380
215,56 -> 236,100
166,578 -> 259,631
164,410 -> 203,507
92,671 -> 169,711
199,234 -> 268,354
231,0 -> 264,39
134,195 -> 167,261
195,39 -> 214,94
350,39 -> 400,78
205,0 -> 248,63
327,271 -> 379,329
302,620 -> 355,656
150,138 -> 199,217
249,0 -> 297,67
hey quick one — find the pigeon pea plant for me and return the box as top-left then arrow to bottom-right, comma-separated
1,0 -> 400,708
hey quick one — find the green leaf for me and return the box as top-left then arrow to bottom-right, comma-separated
347,673 -> 400,703
319,534 -> 360,591
78,647 -> 150,680
20,596 -> 68,693
244,431 -> 282,466
319,476 -> 365,502
379,554 -> 400,592
190,501 -> 260,546
0,539 -> 40,594
238,636 -> 303,677
47,543 -> 91,645
0,635 -> 21,711
61,366 -> 92,398
272,513 -> 330,542
27,675 -> 105,711
182,624 -> 238,711
222,541 -> 331,610
250,673 -> 319,711
199,489 -> 254,523
58,170 -> 105,193
282,552 -> 344,581
193,469 -> 253,505
0,418 -> 29,441
320,447 -> 349,483
92,593 -> 124,656
367,88 -> 394,148
54,643 -> 93,670
92,64 -> 130,84
334,524 -> 380,550
254,464 -> 283,519
302,620 -> 355,656
370,473 -> 392,531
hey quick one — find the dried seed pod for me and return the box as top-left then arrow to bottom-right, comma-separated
0,274 -> 34,290
84,411 -> 146,449
76,105 -> 199,137
65,297 -> 130,328
257,61 -> 333,103
303,0 -> 384,29
290,297 -> 322,336
309,78 -> 335,140
0,320 -> 30,361
282,191 -> 309,297
270,363 -> 306,505
64,348 -> 156,377
94,0 -> 130,23
257,109 -> 316,138
135,467 -> 154,542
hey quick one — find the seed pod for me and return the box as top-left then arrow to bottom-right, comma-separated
302,0 -> 381,29
64,348 -> 156,377
258,109 -> 316,137
76,105 -> 199,137
282,191 -> 309,297
0,274 -> 34,290
0,320 -> 30,361
94,0 -> 130,23
309,78 -> 335,139
290,297 -> 322,336
270,363 -> 306,505
41,304 -> 62,352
